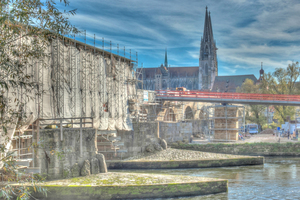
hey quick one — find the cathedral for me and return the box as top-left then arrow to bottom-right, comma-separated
141,7 -> 261,92
141,7 -> 218,91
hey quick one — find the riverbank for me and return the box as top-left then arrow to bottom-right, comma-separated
117,157 -> 300,200
172,142 -> 300,156
107,148 -> 263,169
107,157 -> 263,169
30,172 -> 227,200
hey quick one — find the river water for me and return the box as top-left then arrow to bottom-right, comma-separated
115,157 -> 300,200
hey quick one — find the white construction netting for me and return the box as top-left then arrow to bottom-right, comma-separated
18,38 -> 134,132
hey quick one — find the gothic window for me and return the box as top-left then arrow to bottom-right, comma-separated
205,64 -> 208,75
171,79 -> 175,89
172,80 -> 176,89
151,81 -> 155,90
204,46 -> 209,60
162,80 -> 167,89
185,106 -> 194,120
187,80 -> 192,90
193,80 -> 197,89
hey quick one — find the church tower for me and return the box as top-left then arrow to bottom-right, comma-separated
199,7 -> 218,90
164,48 -> 168,69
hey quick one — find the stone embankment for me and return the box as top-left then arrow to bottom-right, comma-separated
107,148 -> 264,169
172,142 -> 300,156
31,172 -> 228,200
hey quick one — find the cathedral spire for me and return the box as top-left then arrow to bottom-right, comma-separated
208,12 -> 213,41
199,7 -> 218,90
164,48 -> 168,68
203,6 -> 213,43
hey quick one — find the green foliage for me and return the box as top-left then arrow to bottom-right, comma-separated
0,0 -> 77,199
237,62 -> 300,126
260,62 -> 300,124
236,79 -> 267,129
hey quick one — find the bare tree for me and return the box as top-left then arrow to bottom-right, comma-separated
0,1 -> 77,199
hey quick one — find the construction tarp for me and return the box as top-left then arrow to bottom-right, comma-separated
16,38 -> 134,132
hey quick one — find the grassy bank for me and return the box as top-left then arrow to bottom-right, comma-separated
26,172 -> 227,200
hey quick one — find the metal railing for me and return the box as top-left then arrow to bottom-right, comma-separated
156,90 -> 300,104
11,133 -> 33,160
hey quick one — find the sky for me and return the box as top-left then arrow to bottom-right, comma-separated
66,0 -> 300,78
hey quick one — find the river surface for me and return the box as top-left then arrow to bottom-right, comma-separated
113,157 -> 300,200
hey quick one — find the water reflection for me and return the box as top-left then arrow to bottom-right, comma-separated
115,157 -> 300,200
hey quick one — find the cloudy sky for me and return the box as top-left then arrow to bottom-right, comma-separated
66,0 -> 300,77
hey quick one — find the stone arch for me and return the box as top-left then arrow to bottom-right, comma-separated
185,106 -> 194,120
199,107 -> 207,120
194,110 -> 200,120
164,108 -> 176,122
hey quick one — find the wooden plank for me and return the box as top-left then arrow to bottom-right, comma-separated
114,142 -> 124,146
97,142 -> 112,146
117,149 -> 128,153
108,136 -> 121,141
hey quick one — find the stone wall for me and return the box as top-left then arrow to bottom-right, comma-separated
107,157 -> 264,169
159,121 -> 202,143
38,128 -> 98,179
116,122 -> 159,158
172,143 -> 300,156
38,122 -> 160,177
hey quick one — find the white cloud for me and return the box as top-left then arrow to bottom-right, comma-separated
68,0 -> 300,74
222,66 -> 237,74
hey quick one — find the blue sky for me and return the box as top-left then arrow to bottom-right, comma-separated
67,0 -> 300,78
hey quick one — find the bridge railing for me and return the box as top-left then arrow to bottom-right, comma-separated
156,90 -> 300,102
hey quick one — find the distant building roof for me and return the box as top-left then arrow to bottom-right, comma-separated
212,74 -> 258,93
141,66 -> 199,79
142,68 -> 157,79
156,68 -> 162,75
169,67 -> 199,77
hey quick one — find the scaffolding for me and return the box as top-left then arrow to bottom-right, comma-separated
138,94 -> 246,143
205,104 -> 245,142
8,29 -> 143,164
